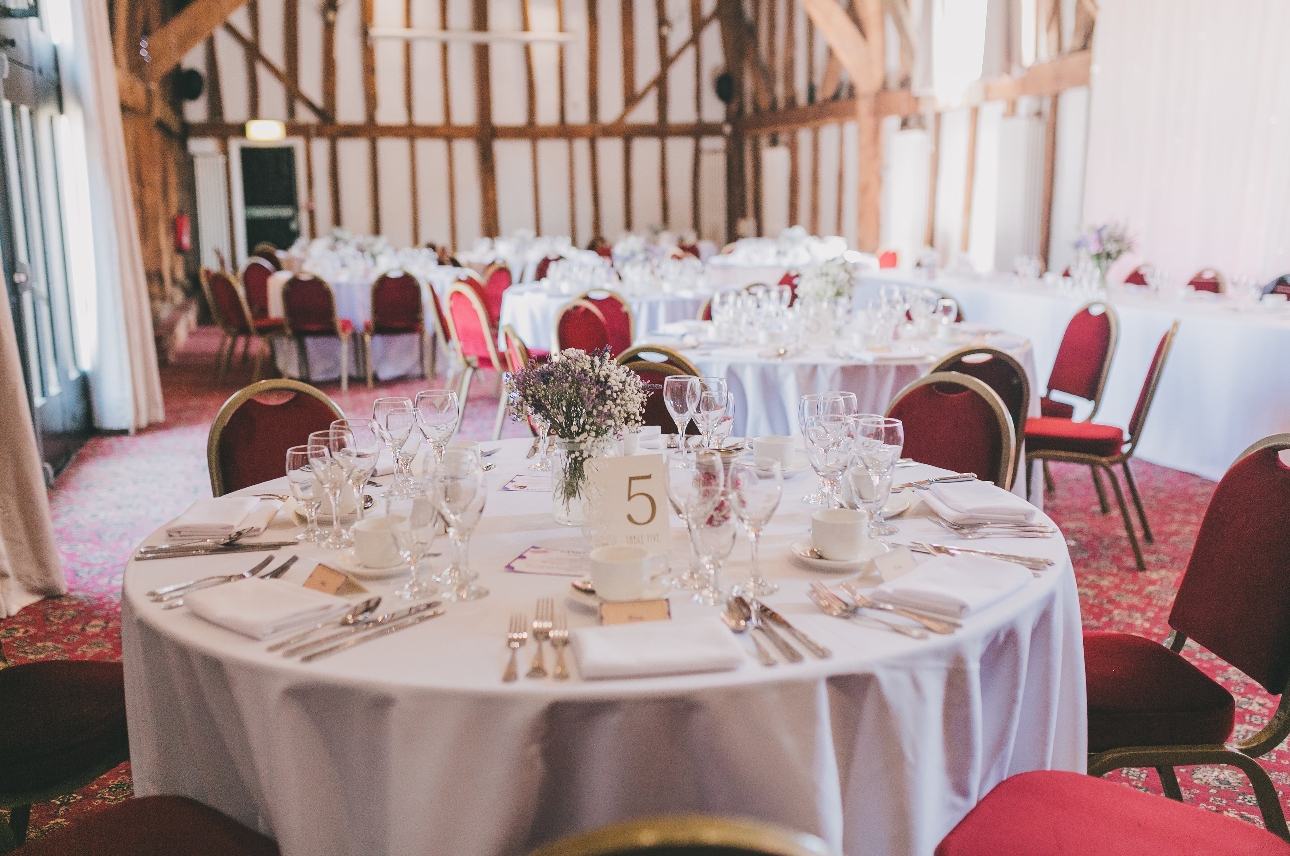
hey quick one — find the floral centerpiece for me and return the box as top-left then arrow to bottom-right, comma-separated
1074,222 -> 1136,282
507,348 -> 647,524
796,257 -> 857,301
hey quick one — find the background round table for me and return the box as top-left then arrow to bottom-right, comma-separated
499,284 -> 709,353
121,438 -> 1085,856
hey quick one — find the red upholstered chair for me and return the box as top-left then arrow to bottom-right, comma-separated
1188,267 -> 1225,293
887,371 -> 1017,488
1079,433 -> 1290,840
14,795 -> 281,856
250,242 -> 282,270
928,348 -> 1030,489
534,255 -> 562,282
554,299 -> 611,353
935,770 -> 1290,855
877,249 -> 898,268
481,262 -> 513,330
1265,275 -> 1290,297
444,283 -> 508,439
678,241 -> 701,259
1123,265 -> 1149,286
201,268 -> 283,382
240,256 -> 277,321
698,296 -> 713,321
501,325 -> 546,438
616,346 -> 703,435
1039,301 -> 1119,420
1025,321 -> 1179,570
206,378 -> 344,496
0,645 -> 130,850
578,289 -> 634,356
363,271 -> 433,388
777,270 -> 800,305
282,274 -> 357,392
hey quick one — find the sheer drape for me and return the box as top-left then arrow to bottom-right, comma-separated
1084,0 -> 1290,282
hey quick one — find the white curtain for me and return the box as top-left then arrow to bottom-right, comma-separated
62,0 -> 165,430
1083,0 -> 1290,283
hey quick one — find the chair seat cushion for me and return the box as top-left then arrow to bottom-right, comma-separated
1025,416 -> 1125,457
252,318 -> 285,335
1039,395 -> 1075,419
363,320 -> 424,335
16,795 -> 281,856
293,318 -> 353,335
0,661 -> 129,795
936,770 -> 1290,856
1085,631 -> 1235,753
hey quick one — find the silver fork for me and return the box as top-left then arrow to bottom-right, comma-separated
808,584 -> 928,639
837,582 -> 959,634
503,613 -> 528,683
549,612 -> 571,681
931,518 -> 1057,539
526,598 -> 553,679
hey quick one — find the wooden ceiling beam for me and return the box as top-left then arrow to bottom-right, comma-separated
186,120 -> 728,139
612,8 -> 717,124
797,0 -> 882,94
143,0 -> 253,82
985,50 -> 1091,101
220,23 -> 334,122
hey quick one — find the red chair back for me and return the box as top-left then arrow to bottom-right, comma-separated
580,290 -> 633,356
930,348 -> 1029,483
283,275 -> 340,335
678,242 -> 701,259
1123,266 -> 1149,286
482,263 -> 512,328
1169,434 -> 1290,694
1125,321 -> 1179,446
427,284 -> 452,344
878,250 -> 898,268
241,258 -> 275,320
207,271 -> 253,335
1047,302 -> 1118,404
370,272 -> 423,333
555,300 -> 611,353
1189,268 -> 1224,293
534,255 -> 562,282
594,243 -> 614,259
445,284 -> 502,370
699,297 -> 713,321
1267,275 -> 1290,297
887,372 -> 1016,488
616,346 -> 702,434
777,270 -> 800,305
207,379 -> 344,496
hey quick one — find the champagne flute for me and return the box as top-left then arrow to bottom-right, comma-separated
331,419 -> 381,523
306,442 -> 348,548
286,445 -> 325,542
663,375 -> 699,448
413,389 -> 459,463
857,416 -> 904,534
730,458 -> 782,596
433,448 -> 489,601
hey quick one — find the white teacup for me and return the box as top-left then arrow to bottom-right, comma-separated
589,545 -> 650,601
811,508 -> 870,560
753,436 -> 796,468
352,515 -> 404,568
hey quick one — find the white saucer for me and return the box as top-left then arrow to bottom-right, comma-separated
883,497 -> 911,518
789,539 -> 889,573
331,548 -> 410,580
782,451 -> 813,479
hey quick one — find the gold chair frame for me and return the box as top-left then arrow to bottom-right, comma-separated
1188,267 -> 1227,293
929,346 -> 1031,489
501,325 -> 538,437
887,371 -> 1017,489
443,282 -> 507,437
1026,321 -> 1178,571
205,378 -> 344,496
616,344 -> 702,378
363,272 -> 437,388
281,274 -> 358,393
1087,434 -> 1290,842
200,267 -> 278,383
577,288 -> 636,348
552,298 -> 609,353
529,815 -> 834,856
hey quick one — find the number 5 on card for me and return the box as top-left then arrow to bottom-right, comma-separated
585,454 -> 671,553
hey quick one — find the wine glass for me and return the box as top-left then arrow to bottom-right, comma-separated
729,458 -> 782,596
664,449 -> 724,590
374,398 -> 420,499
306,441 -> 348,548
693,390 -> 727,449
936,298 -> 959,339
663,375 -> 699,448
687,489 -> 737,606
710,393 -> 736,449
390,488 -> 441,601
527,410 -> 552,471
331,419 -> 381,524
413,389 -> 459,463
285,444 -> 325,542
846,442 -> 897,540
857,416 -> 904,534
432,448 -> 489,601
802,414 -> 856,507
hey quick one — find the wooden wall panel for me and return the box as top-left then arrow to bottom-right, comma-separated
629,137 -> 664,229
571,138 -> 595,242
373,0 -> 407,124
839,118 -> 858,242
595,0 -> 625,120
414,139 -> 453,245
595,137 -> 626,237
335,138 -> 373,232
408,3 -> 442,123
256,0 -> 289,118
449,139 -> 482,246
495,138 -> 537,236
333,0 -> 365,122
665,136 -> 695,232
309,136 -> 335,231
213,27 -> 250,122
535,140 -> 573,239
295,0 -> 323,107
795,126 -> 813,227
815,123 -> 841,235
376,137 -> 415,247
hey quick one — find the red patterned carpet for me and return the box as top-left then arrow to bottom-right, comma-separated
2,325 -> 1283,841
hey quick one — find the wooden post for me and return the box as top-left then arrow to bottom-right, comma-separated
473,1 -> 499,239
924,111 -> 939,250
361,0 -> 379,234
960,105 -> 978,252
1038,94 -> 1059,271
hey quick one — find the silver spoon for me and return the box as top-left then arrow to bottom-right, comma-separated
266,596 -> 383,652
722,598 -> 776,666
808,587 -> 928,639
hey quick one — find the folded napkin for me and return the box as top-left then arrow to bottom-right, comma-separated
166,498 -> 281,539
922,481 -> 1038,525
185,578 -> 353,640
872,553 -> 1032,619
571,618 -> 745,680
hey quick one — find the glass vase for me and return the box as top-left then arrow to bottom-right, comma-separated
552,436 -> 615,526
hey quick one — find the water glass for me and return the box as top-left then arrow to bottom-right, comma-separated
694,390 -> 727,449
528,411 -> 552,471
331,419 -> 381,524
306,441 -> 349,549
663,375 -> 699,448
730,458 -> 782,596
432,448 -> 489,601
846,442 -> 897,539
390,490 -> 441,600
688,494 -> 737,606
935,299 -> 958,339
664,448 -> 725,590
375,398 -> 420,499
286,444 -> 325,542
414,389 -> 459,462
857,415 -> 904,533
803,414 -> 856,507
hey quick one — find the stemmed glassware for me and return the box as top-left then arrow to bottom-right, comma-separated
846,441 -> 897,541
729,458 -> 782,596
802,414 -> 856,508
390,486 -> 441,601
663,375 -> 699,448
798,392 -> 859,505
664,448 -> 724,590
688,491 -> 737,606
857,416 -> 904,535
373,397 -> 420,499
306,439 -> 349,548
413,389 -> 459,464
330,419 -> 381,524
527,411 -> 552,471
285,444 -> 325,542
694,389 -> 727,449
935,298 -> 959,338
432,448 -> 489,601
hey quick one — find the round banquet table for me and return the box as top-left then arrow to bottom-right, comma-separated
121,438 -> 1085,856
499,284 -> 710,352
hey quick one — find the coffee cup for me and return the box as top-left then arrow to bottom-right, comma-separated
352,515 -> 404,568
589,545 -> 650,601
811,508 -> 870,560
753,436 -> 796,469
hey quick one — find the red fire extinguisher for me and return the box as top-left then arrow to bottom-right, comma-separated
174,213 -> 192,252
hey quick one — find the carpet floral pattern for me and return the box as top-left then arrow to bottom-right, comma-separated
2,326 -> 1283,840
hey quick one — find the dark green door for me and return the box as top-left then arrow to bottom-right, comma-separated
241,146 -> 300,252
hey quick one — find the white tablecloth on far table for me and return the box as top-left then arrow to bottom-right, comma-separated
861,269 -> 1290,480
704,261 -> 792,291
122,438 -> 1084,856
499,284 -> 709,352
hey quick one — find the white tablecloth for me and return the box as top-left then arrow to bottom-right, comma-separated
861,270 -> 1290,481
704,261 -> 792,291
122,438 -> 1084,856
499,284 -> 709,352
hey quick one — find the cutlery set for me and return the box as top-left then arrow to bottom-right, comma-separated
930,517 -> 1058,539
892,541 -> 1053,574
134,540 -> 298,560
262,598 -> 443,660
722,595 -> 831,665
893,473 -> 978,492
147,555 -> 299,608
503,598 -> 570,682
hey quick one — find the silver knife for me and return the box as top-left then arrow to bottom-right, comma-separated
150,556 -> 275,600
750,605 -> 804,663
281,601 -> 440,657
757,603 -> 832,659
893,473 -> 977,491
157,557 -> 293,608
263,555 -> 299,579
134,541 -> 298,560
300,608 -> 446,662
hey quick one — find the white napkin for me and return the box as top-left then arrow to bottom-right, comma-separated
572,618 -> 745,679
872,553 -> 1032,619
185,578 -> 353,640
922,481 -> 1038,525
166,498 -> 281,539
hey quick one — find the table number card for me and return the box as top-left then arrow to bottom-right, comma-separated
584,454 -> 670,554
